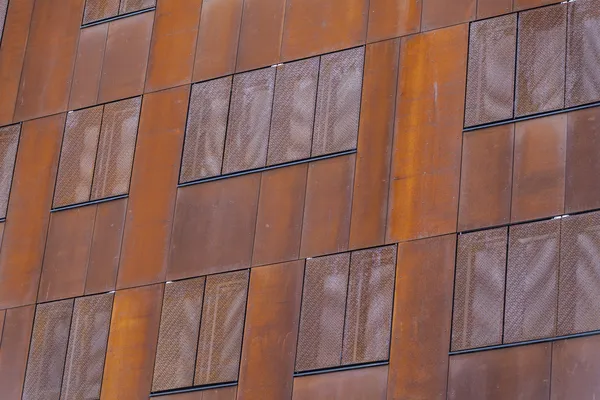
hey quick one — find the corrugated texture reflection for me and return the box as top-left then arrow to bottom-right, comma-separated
91,96 -> 141,200
341,245 -> 395,365
295,253 -> 350,371
119,0 -> 156,14
223,68 -> 275,174
565,0 -> 600,107
0,124 -> 19,219
452,228 -> 507,351
268,57 -> 319,166
558,212 -> 600,335
195,270 -> 249,385
180,77 -> 232,183
515,4 -> 567,116
464,14 -> 517,127
22,299 -> 74,400
505,219 -> 560,343
60,293 -> 113,400
54,106 -> 103,208
153,277 -> 205,392
312,47 -> 364,157
83,0 -> 120,24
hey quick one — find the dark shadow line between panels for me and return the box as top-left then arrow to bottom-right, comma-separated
293,360 -> 389,378
149,381 -> 238,397
51,193 -> 128,213
449,329 -> 600,356
178,149 -> 358,188
80,7 -> 156,29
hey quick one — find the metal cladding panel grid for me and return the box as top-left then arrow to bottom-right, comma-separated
312,47 -> 364,157
295,253 -> 350,372
565,0 -> 600,108
267,57 -> 319,166
152,277 -> 205,392
82,0 -> 120,24
341,245 -> 396,365
222,68 -> 275,174
60,293 -> 113,400
452,228 -> 507,351
0,124 -> 20,219
505,219 -> 560,343
195,270 -> 249,386
90,96 -> 141,201
22,299 -> 74,400
464,14 -> 517,127
53,106 -> 103,208
558,211 -> 600,336
119,0 -> 156,14
180,77 -> 232,183
515,4 -> 567,117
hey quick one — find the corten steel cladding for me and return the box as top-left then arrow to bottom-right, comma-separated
558,212 -> 600,336
91,96 -> 141,200
0,124 -> 19,218
83,0 -> 120,24
60,293 -> 113,400
195,270 -> 249,385
180,77 -> 232,183
551,335 -> 600,399
53,106 -> 103,208
464,14 -> 517,127
342,245 -> 396,365
515,4 -> 567,117
566,0 -> 600,107
268,57 -> 319,166
505,219 -> 560,343
452,228 -> 507,351
22,300 -> 74,400
223,68 -> 275,174
312,47 -> 364,157
295,253 -> 350,371
119,0 -> 156,14
153,277 -> 205,392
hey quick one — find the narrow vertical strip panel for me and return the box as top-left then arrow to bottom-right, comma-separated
84,198 -> 128,295
192,0 -> 244,82
168,174 -> 260,280
464,14 -> 517,127
152,277 -> 205,392
69,23 -> 109,110
60,293 -> 114,400
0,0 -> 34,126
447,344 -> 551,399
0,124 -> 20,219
341,245 -> 396,365
101,284 -> 164,400
387,25 -> 467,243
0,305 -> 35,400
0,0 -> 8,44
0,114 -> 64,309
366,0 -> 421,43
505,219 -> 560,343
387,235 -> 456,400
312,47 -> 364,157
237,261 -> 303,400
91,97 -> 141,200
565,0 -> 600,107
267,57 -> 319,166
511,115 -> 566,223
145,0 -> 203,92
195,270 -> 249,385
0,309 -> 4,343
22,299 -> 74,400
38,206 -> 97,303
118,86 -> 189,289
299,154 -> 355,258
349,39 -> 399,250
295,253 -> 350,372
180,77 -> 232,183
458,125 -> 514,231
83,0 -> 120,24
120,0 -> 156,13
54,106 -> 103,208
515,4 -> 567,117
235,0 -> 286,72
223,68 -> 275,174
421,0 -> 475,31
557,212 -> 600,335
14,0 -> 85,122
452,228 -> 507,351
551,335 -> 600,399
